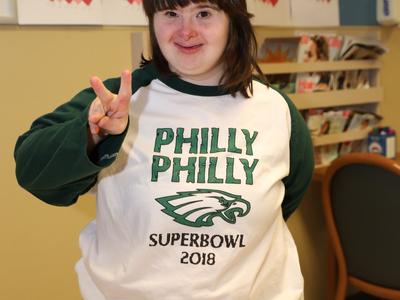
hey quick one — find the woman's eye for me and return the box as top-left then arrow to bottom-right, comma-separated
197,10 -> 211,18
164,11 -> 178,18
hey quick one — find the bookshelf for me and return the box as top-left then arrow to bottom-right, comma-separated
256,34 -> 384,169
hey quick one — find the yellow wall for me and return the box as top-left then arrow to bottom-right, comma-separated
0,25 -> 142,300
1,25 -> 399,300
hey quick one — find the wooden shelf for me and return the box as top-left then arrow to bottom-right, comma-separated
312,128 -> 372,146
259,60 -> 382,74
288,87 -> 383,110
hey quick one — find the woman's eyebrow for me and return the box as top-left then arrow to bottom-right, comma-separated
160,3 -> 221,12
194,4 -> 221,11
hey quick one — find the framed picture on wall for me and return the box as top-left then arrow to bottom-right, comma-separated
246,0 -> 291,26
291,0 -> 340,27
102,0 -> 147,26
0,0 -> 17,24
17,0 -> 103,25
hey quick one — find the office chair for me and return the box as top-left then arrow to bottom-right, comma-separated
322,153 -> 400,300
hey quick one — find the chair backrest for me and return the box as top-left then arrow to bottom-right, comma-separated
322,153 -> 400,291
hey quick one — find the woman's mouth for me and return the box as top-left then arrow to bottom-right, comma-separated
174,43 -> 203,54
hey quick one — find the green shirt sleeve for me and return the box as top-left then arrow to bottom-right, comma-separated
14,77 -> 127,206
15,65 -> 157,206
280,92 -> 314,220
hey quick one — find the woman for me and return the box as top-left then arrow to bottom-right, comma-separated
15,0 -> 314,299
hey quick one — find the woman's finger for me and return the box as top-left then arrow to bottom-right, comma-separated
88,98 -> 105,123
118,70 -> 132,98
90,76 -> 114,108
116,70 -> 132,114
88,122 -> 99,135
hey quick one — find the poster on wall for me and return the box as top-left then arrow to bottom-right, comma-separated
102,0 -> 147,25
246,0 -> 291,26
17,0 -> 103,25
0,0 -> 17,23
291,0 -> 340,27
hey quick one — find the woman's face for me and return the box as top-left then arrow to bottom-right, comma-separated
153,2 -> 229,85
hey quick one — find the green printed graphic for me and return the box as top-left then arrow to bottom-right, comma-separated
156,189 -> 251,227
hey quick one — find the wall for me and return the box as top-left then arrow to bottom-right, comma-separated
0,25 -> 142,300
1,25 -> 399,300
380,28 -> 400,136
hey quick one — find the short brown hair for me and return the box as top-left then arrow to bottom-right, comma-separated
142,0 -> 267,98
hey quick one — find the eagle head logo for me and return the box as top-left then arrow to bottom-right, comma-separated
155,189 -> 251,227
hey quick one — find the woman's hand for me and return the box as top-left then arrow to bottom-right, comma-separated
88,70 -> 132,146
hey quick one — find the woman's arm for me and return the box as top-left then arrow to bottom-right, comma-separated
14,73 -> 131,206
281,93 -> 315,220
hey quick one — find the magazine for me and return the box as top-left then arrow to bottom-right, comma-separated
339,35 -> 387,60
296,34 -> 343,62
323,110 -> 352,135
258,37 -> 300,93
344,111 -> 382,132
331,69 -> 372,90
304,109 -> 351,136
267,73 -> 297,94
339,111 -> 382,155
327,35 -> 343,61
304,109 -> 324,136
314,144 -> 340,166
297,35 -> 330,63
296,72 -> 332,93
258,37 -> 301,63
295,34 -> 345,93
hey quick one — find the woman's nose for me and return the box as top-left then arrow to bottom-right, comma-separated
178,17 -> 198,40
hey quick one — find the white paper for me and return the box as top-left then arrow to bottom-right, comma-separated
386,136 -> 396,159
103,0 -> 147,25
17,0 -> 103,25
247,0 -> 291,26
291,0 -> 340,27
0,0 -> 17,23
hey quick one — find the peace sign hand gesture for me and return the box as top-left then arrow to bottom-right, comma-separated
88,70 -> 132,146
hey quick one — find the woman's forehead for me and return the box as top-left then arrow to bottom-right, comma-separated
152,0 -> 219,11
